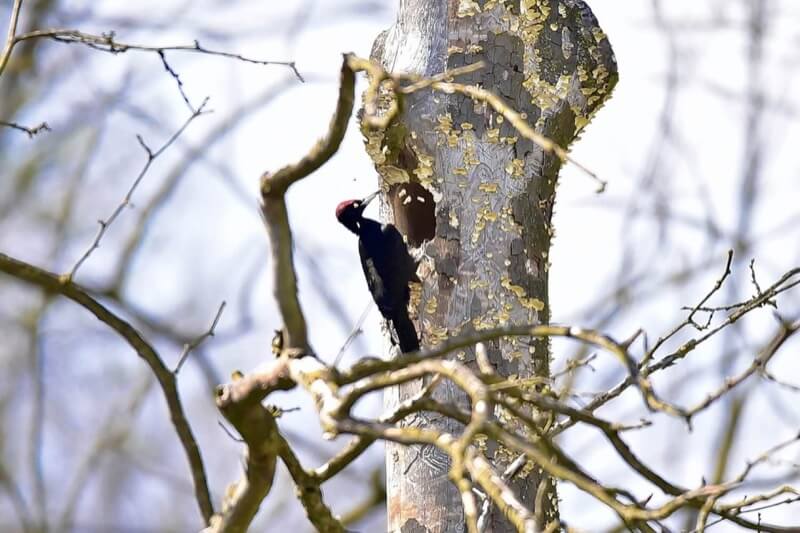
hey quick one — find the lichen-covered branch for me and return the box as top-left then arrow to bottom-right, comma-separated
206,399 -> 280,533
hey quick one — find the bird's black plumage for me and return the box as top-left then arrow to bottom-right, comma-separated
336,193 -> 419,353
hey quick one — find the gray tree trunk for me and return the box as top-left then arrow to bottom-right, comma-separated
364,1 -> 617,531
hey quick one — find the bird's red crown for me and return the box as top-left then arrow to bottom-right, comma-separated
335,199 -> 359,219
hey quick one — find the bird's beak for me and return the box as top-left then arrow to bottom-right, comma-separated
361,190 -> 380,207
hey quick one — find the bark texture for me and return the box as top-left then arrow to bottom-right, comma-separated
364,1 -> 617,531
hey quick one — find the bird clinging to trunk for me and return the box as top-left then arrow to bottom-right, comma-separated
335,191 -> 420,353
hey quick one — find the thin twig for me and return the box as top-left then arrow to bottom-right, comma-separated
66,98 -> 210,282
7,28 -> 304,81
749,258 -> 777,308
333,300 -> 373,367
157,49 -> 195,112
682,321 -> 799,419
553,265 -> 800,436
648,250 -> 734,364
0,120 -> 50,137
174,301 -> 227,374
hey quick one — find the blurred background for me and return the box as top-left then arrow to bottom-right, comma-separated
1,0 -> 799,531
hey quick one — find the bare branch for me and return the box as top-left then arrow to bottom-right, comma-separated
683,320 -> 799,418
341,323 -> 680,418
275,435 -> 345,532
205,402 -> 280,533
157,49 -> 196,112
6,28 -> 303,82
0,252 -> 215,524
0,0 -> 24,77
259,54 -> 356,351
554,264 -> 800,436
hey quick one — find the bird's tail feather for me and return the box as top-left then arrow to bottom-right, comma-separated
391,311 -> 419,353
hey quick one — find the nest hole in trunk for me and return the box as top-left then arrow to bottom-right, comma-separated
387,182 -> 436,248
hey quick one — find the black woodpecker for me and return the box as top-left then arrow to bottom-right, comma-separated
336,191 -> 420,353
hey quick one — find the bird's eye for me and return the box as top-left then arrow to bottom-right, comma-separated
353,202 -> 360,208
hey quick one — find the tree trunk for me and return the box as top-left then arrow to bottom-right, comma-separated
363,1 -> 617,531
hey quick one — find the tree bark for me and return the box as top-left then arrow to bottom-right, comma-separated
364,1 -> 617,531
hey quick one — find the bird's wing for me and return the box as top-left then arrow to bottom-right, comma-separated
381,224 -> 417,279
359,242 -> 389,312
